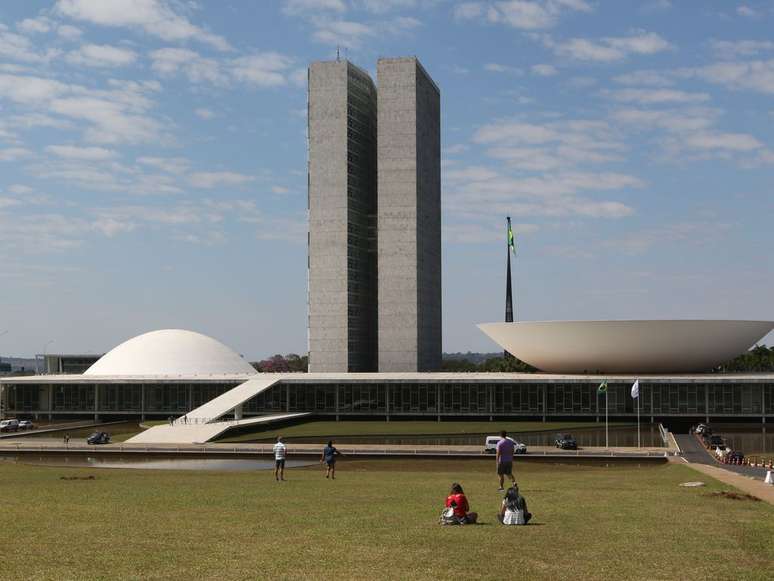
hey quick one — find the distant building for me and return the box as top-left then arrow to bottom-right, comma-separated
41,354 -> 102,375
307,56 -> 441,373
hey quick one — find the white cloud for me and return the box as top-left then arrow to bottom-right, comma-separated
710,40 -> 774,58
8,184 -> 34,195
358,0 -> 418,13
46,144 -> 117,160
0,147 -> 33,161
271,185 -> 290,194
194,108 -> 215,120
55,0 -> 231,51
549,31 -> 671,62
737,5 -> 757,17
50,96 -> 161,144
150,48 -> 296,87
17,17 -> 52,34
231,52 -> 296,86
607,88 -> 710,104
466,0 -> 593,30
312,19 -> 375,48
484,63 -> 522,74
0,213 -> 91,252
683,59 -> 774,94
682,132 -> 762,152
531,63 -> 557,76
188,171 -> 254,189
613,69 -> 673,86
283,0 -> 347,15
150,47 -> 227,85
57,24 -> 82,40
137,156 -> 190,174
66,44 -> 138,68
0,74 -> 68,103
454,2 -> 484,20
0,28 -> 60,63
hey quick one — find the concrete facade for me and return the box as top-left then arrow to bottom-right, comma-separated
377,57 -> 441,372
308,60 -> 378,372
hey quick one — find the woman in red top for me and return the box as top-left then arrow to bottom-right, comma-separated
445,482 -> 478,524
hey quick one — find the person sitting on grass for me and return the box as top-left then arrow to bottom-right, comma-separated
320,440 -> 342,479
497,485 -> 532,525
442,482 -> 478,525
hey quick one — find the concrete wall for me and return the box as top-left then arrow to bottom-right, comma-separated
308,61 -> 378,372
308,61 -> 349,372
377,57 -> 441,371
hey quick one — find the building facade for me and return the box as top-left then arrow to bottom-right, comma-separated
377,57 -> 442,372
3,374 -> 773,423
308,60 -> 378,372
307,56 -> 442,373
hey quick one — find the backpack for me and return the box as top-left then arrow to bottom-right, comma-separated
440,506 -> 460,525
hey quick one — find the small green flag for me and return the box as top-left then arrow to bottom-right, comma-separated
597,379 -> 608,394
507,223 -> 516,255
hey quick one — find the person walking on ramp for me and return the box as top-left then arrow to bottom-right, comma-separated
496,430 -> 517,491
273,436 -> 287,481
321,440 -> 341,479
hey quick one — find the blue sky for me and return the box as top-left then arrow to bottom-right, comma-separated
0,0 -> 772,359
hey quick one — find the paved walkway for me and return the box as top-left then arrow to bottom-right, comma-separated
673,433 -> 774,505
674,433 -> 769,478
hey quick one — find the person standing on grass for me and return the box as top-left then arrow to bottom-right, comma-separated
496,430 -> 517,491
321,440 -> 341,479
273,436 -> 287,481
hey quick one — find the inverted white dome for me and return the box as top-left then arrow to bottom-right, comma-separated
478,320 -> 774,374
85,329 -> 257,376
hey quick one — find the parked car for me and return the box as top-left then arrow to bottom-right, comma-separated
695,424 -> 711,436
0,419 -> 19,432
87,432 -> 111,445
555,433 -> 578,450
708,435 -> 725,450
727,450 -> 744,463
484,436 -> 527,455
17,420 -> 34,430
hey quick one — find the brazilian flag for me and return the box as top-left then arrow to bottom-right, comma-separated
508,222 -> 516,255
597,379 -> 608,394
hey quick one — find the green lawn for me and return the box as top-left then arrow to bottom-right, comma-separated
1,459 -> 771,580
218,420 -> 622,442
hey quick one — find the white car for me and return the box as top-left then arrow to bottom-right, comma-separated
18,420 -> 34,430
484,436 -> 527,455
0,419 -> 19,432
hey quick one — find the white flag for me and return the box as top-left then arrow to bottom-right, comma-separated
631,379 -> 640,399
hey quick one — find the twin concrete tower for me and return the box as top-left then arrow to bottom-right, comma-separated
307,57 -> 441,372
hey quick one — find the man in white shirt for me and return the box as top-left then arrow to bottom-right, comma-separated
273,436 -> 287,481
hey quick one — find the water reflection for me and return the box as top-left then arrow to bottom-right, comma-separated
258,425 -> 665,448
0,456 -> 314,472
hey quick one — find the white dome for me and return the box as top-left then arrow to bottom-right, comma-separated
84,329 -> 257,376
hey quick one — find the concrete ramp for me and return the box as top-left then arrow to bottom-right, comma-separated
181,375 -> 283,423
126,375 -> 295,444
127,412 -> 309,444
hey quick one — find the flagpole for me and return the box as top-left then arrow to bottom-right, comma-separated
637,387 -> 641,449
605,389 -> 609,449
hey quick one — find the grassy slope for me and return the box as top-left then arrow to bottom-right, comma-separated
218,420 -> 622,442
1,460 -> 772,580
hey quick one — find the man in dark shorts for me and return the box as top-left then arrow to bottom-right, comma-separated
496,430 -> 517,491
321,440 -> 341,479
273,436 -> 287,481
